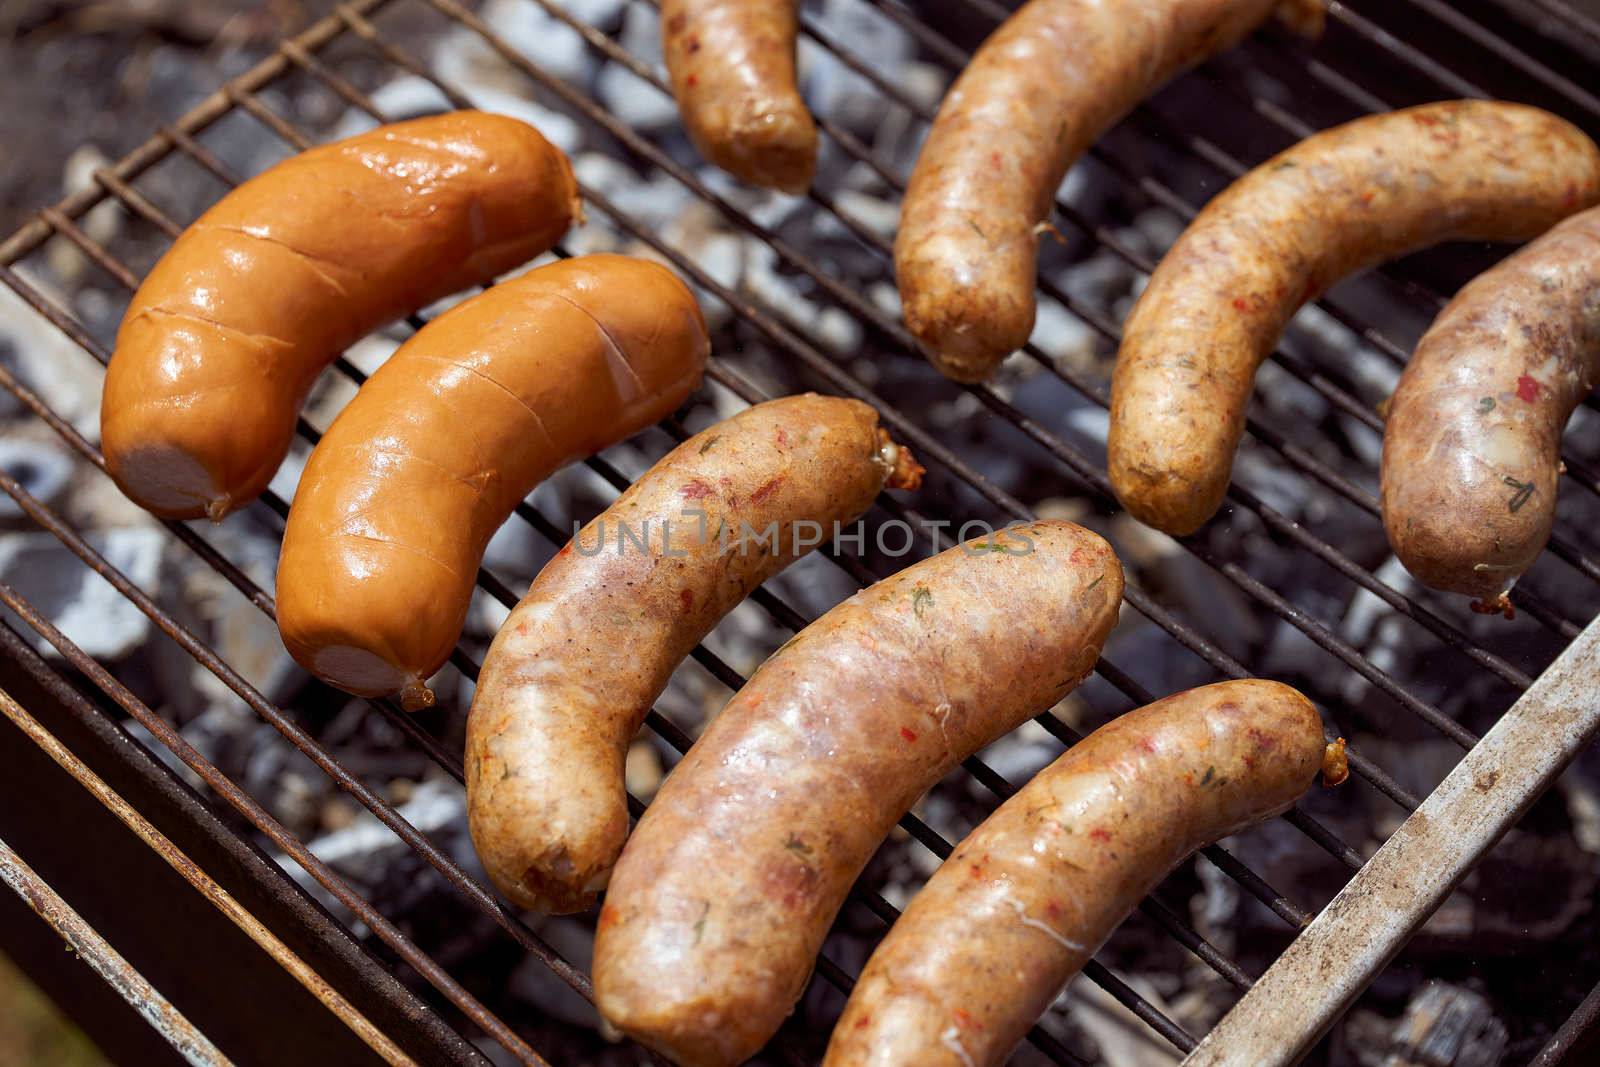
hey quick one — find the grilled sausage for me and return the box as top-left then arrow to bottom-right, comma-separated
824,679 -> 1336,1067
101,111 -> 579,520
592,521 -> 1123,1066
276,255 -> 708,708
466,394 -> 923,914
895,0 -> 1323,383
661,0 -> 816,193
1382,205 -> 1600,605
1109,100 -> 1600,536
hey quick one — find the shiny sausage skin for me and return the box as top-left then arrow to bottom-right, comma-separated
1109,100 -> 1600,536
101,112 -> 579,520
661,0 -> 816,193
895,0 -> 1322,383
466,394 -> 923,914
824,680 -> 1329,1067
592,521 -> 1123,1067
276,255 -> 708,707
1383,205 -> 1600,602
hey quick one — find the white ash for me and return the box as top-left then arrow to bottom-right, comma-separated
0,527 -> 163,660
269,775 -> 476,930
175,521 -> 298,702
1193,852 -> 1241,958
508,916 -> 604,1031
975,717 -> 1065,786
1234,444 -> 1320,524
595,6 -> 680,132
303,776 -> 466,870
43,145 -> 121,286
1340,556 -> 1416,649
1058,973 -> 1183,1067
816,189 -> 899,242
1336,557 -> 1430,708
798,0 -> 913,136
1029,297 -> 1100,378
263,437 -> 309,509
0,436 -> 73,517
0,265 -> 102,439
1255,357 -> 1330,426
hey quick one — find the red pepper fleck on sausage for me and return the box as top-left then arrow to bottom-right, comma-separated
824,680 -> 1334,1067
895,0 -> 1322,382
660,0 -> 816,193
1110,100 -> 1600,536
466,395 -> 920,914
593,521 -> 1123,1066
1383,203 -> 1600,602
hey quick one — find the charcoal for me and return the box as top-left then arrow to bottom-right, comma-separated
1382,982 -> 1507,1067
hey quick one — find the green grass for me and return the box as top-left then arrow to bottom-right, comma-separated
0,951 -> 106,1067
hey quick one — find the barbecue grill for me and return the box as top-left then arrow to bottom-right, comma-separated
1,0 -> 1599,1063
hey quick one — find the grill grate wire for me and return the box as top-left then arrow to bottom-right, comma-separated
1,0 -> 1598,1062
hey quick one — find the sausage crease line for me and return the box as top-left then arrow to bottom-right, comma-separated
101,110 -> 580,520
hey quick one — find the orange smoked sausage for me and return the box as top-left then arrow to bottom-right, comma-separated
466,394 -> 922,914
825,680 -> 1334,1067
593,521 -> 1123,1066
895,0 -> 1322,383
102,112 -> 579,520
1109,100 -> 1600,536
661,0 -> 816,193
275,255 -> 708,707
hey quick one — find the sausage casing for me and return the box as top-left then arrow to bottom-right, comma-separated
661,0 -> 816,193
592,521 -> 1123,1066
1383,205 -> 1600,601
895,0 -> 1320,383
1109,100 -> 1600,536
466,394 -> 922,914
824,679 -> 1328,1067
275,255 -> 708,706
102,112 -> 579,520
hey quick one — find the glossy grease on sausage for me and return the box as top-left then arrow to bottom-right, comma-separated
825,680 -> 1328,1067
102,112 -> 579,519
466,394 -> 922,914
661,0 -> 815,193
276,255 -> 708,705
1383,205 -> 1600,602
895,0 -> 1321,383
1109,100 -> 1600,535
593,521 -> 1123,1066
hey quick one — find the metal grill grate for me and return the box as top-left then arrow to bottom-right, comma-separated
2,0 -> 1599,1062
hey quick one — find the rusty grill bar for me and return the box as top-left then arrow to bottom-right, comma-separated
1,0 -> 1598,1062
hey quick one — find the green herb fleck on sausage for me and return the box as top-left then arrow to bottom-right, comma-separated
1503,475 -> 1536,514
